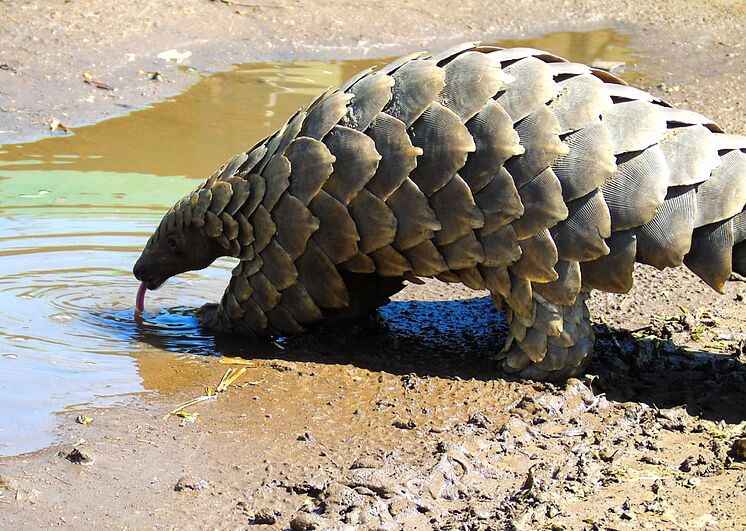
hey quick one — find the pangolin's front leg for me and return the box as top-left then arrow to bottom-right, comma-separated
200,269 -> 404,335
198,110 -> 415,337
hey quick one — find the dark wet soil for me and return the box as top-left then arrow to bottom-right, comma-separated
1,1 -> 746,529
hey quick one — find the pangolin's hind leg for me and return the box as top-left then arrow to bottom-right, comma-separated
481,260 -> 594,381
497,289 -> 594,382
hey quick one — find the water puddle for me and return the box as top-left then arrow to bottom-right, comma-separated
0,29 -> 646,456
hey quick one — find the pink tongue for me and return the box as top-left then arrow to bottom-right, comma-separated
136,282 -> 147,313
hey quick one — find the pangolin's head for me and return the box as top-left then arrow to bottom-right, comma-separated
133,176 -> 252,292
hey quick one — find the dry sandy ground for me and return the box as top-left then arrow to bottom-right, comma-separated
1,0 -> 746,529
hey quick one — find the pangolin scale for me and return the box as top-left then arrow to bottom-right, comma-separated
133,43 -> 746,381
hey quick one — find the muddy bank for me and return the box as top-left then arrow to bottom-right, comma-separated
0,283 -> 745,529
1,0 -> 745,143
1,0 -> 746,529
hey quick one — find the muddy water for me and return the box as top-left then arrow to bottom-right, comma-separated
0,29 -> 644,456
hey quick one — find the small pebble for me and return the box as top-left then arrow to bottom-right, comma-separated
289,514 -> 320,530
0,474 -> 18,492
63,447 -> 94,465
252,508 -> 278,525
174,476 -> 208,491
729,438 -> 746,461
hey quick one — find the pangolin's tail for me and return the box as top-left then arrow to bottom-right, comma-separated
573,96 -> 746,295
448,47 -> 746,303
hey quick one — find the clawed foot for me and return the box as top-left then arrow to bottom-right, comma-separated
497,341 -> 593,382
196,303 -> 221,331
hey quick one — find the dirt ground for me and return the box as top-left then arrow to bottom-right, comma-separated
1,0 -> 746,529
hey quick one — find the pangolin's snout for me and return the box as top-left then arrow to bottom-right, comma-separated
132,255 -> 167,290
132,260 -> 143,281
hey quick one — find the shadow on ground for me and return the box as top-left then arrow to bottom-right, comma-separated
134,296 -> 746,422
591,325 -> 746,423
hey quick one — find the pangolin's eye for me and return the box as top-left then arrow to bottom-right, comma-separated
167,236 -> 178,250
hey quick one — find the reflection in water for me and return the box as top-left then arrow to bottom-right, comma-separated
0,29 -> 641,181
0,29 -> 644,456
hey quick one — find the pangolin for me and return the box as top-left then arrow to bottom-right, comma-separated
133,43 -> 746,381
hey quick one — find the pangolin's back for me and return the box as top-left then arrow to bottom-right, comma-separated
167,43 -> 745,380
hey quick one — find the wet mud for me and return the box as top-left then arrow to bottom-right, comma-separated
1,4 -> 746,529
